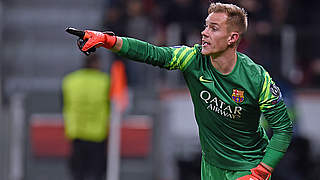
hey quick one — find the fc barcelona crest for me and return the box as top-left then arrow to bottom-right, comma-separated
232,89 -> 244,103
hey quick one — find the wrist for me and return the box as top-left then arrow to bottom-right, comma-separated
250,163 -> 272,180
259,162 -> 273,173
103,34 -> 117,49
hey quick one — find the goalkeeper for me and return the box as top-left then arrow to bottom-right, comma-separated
67,2 -> 292,180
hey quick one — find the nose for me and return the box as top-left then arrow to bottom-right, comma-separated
201,27 -> 208,37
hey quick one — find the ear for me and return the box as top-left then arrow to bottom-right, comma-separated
228,32 -> 240,45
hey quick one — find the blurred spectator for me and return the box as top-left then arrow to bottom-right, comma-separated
163,0 -> 202,46
102,3 -> 126,37
125,0 -> 153,41
308,58 -> 320,88
240,0 -> 284,80
62,54 -> 111,180
123,0 -> 159,87
103,0 -> 161,88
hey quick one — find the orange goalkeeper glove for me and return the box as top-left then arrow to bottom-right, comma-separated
236,164 -> 271,180
65,27 -> 117,55
81,30 -> 117,51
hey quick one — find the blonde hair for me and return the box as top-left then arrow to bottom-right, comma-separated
208,2 -> 248,37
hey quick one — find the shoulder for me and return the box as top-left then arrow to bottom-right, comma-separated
183,44 -> 203,71
98,71 -> 110,81
64,69 -> 109,81
237,52 -> 266,78
237,52 -> 269,92
170,44 -> 201,53
63,70 -> 81,81
170,44 -> 202,71
179,44 -> 208,72
62,70 -> 81,89
88,70 -> 110,82
193,44 -> 202,54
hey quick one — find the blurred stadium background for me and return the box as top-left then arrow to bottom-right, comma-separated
1,0 -> 320,179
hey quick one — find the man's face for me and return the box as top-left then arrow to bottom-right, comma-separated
201,12 -> 231,56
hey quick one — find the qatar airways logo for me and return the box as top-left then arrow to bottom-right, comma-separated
200,90 -> 242,119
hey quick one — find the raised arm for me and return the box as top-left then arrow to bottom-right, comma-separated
66,28 -> 197,71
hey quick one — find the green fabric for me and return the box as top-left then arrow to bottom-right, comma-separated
62,69 -> 110,142
201,156 -> 272,180
117,37 -> 293,170
258,72 -> 293,167
118,38 -> 195,71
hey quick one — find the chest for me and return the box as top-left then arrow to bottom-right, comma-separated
184,60 -> 260,114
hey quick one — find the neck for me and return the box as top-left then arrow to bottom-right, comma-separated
210,48 -> 237,75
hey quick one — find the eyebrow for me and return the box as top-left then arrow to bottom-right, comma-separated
206,21 -> 219,27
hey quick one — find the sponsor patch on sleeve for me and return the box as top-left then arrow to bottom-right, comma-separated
270,83 -> 283,104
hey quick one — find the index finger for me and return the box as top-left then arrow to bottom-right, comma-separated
65,27 -> 85,38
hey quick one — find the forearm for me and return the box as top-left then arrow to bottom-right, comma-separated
113,37 -> 175,68
110,36 -> 123,52
261,129 -> 292,168
261,106 -> 293,168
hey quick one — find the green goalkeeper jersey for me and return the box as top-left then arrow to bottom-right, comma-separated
117,38 -> 293,170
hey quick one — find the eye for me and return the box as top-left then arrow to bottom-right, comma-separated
211,26 -> 218,31
204,24 -> 218,31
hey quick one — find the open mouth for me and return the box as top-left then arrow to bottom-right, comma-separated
202,39 -> 210,47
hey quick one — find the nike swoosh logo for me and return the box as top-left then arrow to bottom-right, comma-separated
199,76 -> 214,83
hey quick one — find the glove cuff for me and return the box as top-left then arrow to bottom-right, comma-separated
251,164 -> 271,180
102,34 -> 117,49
